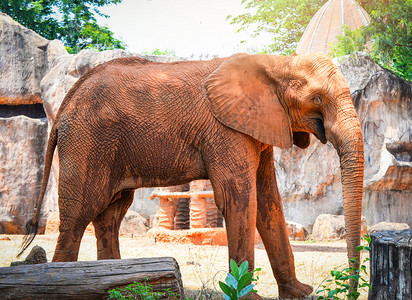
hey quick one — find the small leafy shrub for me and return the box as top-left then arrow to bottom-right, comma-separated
219,259 -> 261,300
108,279 -> 181,299
142,49 -> 177,56
316,236 -> 372,300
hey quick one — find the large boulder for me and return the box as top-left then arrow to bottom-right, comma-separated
0,13 -> 67,105
367,221 -> 411,235
0,13 -> 64,233
10,245 -> 47,266
312,214 -> 368,240
0,116 -> 56,233
119,211 -> 149,237
286,221 -> 309,241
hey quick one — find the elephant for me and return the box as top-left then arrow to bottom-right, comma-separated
20,53 -> 364,299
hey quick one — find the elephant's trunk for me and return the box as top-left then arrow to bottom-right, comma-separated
329,95 -> 364,287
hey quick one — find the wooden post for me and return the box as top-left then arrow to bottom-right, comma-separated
369,229 -> 412,300
0,257 -> 185,299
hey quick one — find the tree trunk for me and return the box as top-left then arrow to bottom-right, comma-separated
0,257 -> 185,299
369,229 -> 412,300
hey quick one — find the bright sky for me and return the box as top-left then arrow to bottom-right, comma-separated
97,0 -> 272,58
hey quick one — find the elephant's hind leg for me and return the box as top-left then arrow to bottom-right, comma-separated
52,196 -> 95,262
256,148 -> 313,299
92,190 -> 134,260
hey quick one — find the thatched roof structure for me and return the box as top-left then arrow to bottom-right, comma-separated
296,0 -> 370,54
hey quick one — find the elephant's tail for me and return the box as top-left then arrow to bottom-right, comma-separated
18,125 -> 58,257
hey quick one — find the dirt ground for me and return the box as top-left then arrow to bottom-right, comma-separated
0,233 -> 370,299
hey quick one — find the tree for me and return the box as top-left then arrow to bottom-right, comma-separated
0,0 -> 126,54
230,0 -> 411,80
331,0 -> 411,81
228,0 -> 327,54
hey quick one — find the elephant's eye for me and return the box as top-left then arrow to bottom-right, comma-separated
312,96 -> 322,106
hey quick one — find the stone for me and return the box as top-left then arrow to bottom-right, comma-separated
0,13 -> 67,105
119,211 -> 148,237
333,52 -> 383,94
0,116 -> 53,234
312,214 -> 368,240
10,245 -> 47,266
130,188 -> 158,220
286,221 -> 309,241
367,221 -> 411,235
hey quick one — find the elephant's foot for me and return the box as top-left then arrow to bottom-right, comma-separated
278,279 -> 313,299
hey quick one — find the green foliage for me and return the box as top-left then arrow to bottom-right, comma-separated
108,279 -> 182,300
219,259 -> 261,300
0,0 -> 126,54
316,236 -> 372,300
329,25 -> 367,58
227,0 -> 327,54
330,0 -> 411,81
142,49 -> 177,56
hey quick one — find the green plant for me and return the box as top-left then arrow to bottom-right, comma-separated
227,0 -> 327,54
329,0 -> 411,81
329,25 -> 367,58
108,278 -> 182,300
0,0 -> 126,54
142,49 -> 177,56
218,259 -> 260,300
316,236 -> 372,300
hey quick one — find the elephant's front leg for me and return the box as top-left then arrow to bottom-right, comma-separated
256,148 -> 313,299
211,171 -> 258,271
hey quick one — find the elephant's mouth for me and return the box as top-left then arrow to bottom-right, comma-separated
313,118 -> 327,144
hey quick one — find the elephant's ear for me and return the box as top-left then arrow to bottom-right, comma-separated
203,54 -> 293,148
293,132 -> 310,149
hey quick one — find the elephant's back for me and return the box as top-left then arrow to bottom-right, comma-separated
54,57 -> 227,188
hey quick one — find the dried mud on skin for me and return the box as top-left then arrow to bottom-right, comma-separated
0,234 -> 370,299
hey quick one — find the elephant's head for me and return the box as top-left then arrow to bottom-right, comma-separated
204,53 -> 364,276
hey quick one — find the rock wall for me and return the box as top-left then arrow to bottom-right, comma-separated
0,13 -> 66,233
0,13 -> 179,232
0,13 -> 410,233
347,54 -> 411,227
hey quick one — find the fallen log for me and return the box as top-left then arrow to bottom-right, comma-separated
368,229 -> 412,300
0,257 -> 185,299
